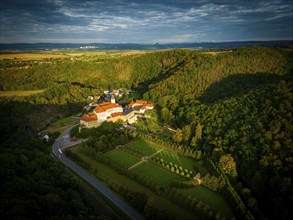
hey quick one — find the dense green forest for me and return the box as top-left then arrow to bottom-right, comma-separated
1,46 -> 292,219
0,101 -> 105,219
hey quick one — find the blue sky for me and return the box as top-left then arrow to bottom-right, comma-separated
0,0 -> 292,43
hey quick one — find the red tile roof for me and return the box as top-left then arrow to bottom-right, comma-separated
146,103 -> 154,108
136,100 -> 146,105
94,102 -> 122,113
128,100 -> 147,107
128,101 -> 136,107
141,104 -> 146,110
80,113 -> 98,122
110,112 -> 122,118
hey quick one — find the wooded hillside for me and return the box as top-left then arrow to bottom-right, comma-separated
1,46 -> 292,219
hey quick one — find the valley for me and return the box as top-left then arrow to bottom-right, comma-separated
1,46 -> 292,220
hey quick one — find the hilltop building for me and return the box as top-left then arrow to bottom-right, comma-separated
80,99 -> 155,128
128,100 -> 154,113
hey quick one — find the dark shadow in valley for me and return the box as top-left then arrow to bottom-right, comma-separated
198,73 -> 290,104
136,56 -> 195,93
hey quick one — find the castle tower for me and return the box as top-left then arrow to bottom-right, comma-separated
111,94 -> 115,103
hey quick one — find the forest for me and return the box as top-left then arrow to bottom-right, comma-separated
0,46 -> 292,219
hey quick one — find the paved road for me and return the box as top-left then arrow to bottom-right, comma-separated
52,125 -> 144,220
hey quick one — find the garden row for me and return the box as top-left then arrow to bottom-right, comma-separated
66,142 -> 234,219
128,131 -> 252,219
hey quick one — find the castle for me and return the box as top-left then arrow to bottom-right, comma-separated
80,96 -> 154,128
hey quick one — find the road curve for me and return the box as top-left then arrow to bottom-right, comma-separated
52,124 -> 144,220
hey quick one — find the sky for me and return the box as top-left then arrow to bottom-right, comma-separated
0,0 -> 292,44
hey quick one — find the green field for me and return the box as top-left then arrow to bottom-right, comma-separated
178,187 -> 234,218
105,150 -> 141,167
0,90 -> 45,97
126,139 -> 161,156
70,141 -> 233,219
156,150 -> 198,172
49,115 -> 79,127
131,162 -> 184,187
69,147 -> 198,220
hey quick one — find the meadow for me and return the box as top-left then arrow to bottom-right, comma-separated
105,150 -> 141,167
125,139 -> 161,156
131,162 -> 184,187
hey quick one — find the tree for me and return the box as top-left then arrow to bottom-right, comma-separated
182,125 -> 191,143
143,197 -> 154,217
161,107 -> 174,123
173,128 -> 183,143
218,154 -> 238,178
195,123 -> 202,141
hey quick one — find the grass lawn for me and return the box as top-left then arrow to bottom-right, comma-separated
105,150 -> 141,168
131,162 -> 185,187
50,115 -> 79,127
156,150 -> 198,172
0,90 -> 45,97
126,139 -> 161,156
178,186 -> 234,218
69,147 -> 198,220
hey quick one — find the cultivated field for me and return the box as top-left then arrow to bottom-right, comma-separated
0,50 -> 147,61
0,90 -> 45,97
0,53 -> 68,60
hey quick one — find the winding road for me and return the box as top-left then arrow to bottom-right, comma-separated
52,125 -> 144,220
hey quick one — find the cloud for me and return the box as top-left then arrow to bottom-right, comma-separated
0,0 -> 292,43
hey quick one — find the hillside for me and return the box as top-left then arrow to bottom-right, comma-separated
0,46 -> 292,219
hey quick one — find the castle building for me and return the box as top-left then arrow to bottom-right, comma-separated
80,99 -> 154,128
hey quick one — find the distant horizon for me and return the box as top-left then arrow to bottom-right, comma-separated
1,39 -> 293,45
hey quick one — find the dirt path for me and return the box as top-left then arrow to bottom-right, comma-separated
128,148 -> 164,171
128,160 -> 144,170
